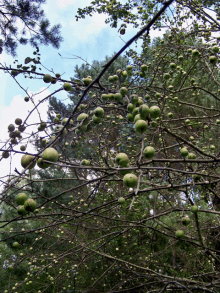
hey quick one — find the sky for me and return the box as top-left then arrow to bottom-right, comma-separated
0,0 -> 166,185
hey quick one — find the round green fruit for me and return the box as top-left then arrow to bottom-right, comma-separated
92,115 -> 102,124
101,94 -> 108,100
212,46 -> 219,53
127,103 -> 135,113
21,155 -> 36,169
63,82 -> 73,91
123,173 -> 138,188
43,74 -> 52,83
94,107 -> 104,118
182,216 -> 190,226
170,63 -> 176,70
190,205 -> 198,213
16,193 -> 28,205
127,113 -> 134,122
135,120 -> 148,134
192,49 -> 199,57
176,230 -> 184,238
180,147 -> 188,157
143,146 -> 155,159
131,94 -> 138,105
139,104 -> 149,119
2,151 -> 9,159
188,153 -> 196,159
24,199 -> 37,212
81,159 -> 90,166
141,64 -> 148,72
120,87 -> 128,96
37,158 -> 49,169
17,205 -> 28,216
118,197 -> 125,204
42,148 -> 59,165
82,77 -> 92,86
163,73 -> 170,80
209,55 -> 217,64
114,93 -> 122,102
149,106 -> 161,119
115,153 -> 129,167
134,114 -> 141,122
12,242 -> 20,249
77,113 -> 88,125
132,107 -> 139,116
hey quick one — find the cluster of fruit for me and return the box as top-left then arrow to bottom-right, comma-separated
21,147 -> 59,170
16,192 -> 37,216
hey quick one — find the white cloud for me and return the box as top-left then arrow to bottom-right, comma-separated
0,88 -> 50,187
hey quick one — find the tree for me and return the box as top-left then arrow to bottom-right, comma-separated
0,0 -> 63,56
1,0 -> 220,292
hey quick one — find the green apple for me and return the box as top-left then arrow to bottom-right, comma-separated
141,64 -> 148,72
170,63 -> 176,70
135,120 -> 148,134
42,148 -> 59,166
176,230 -> 184,238
16,193 -> 28,205
120,87 -> 128,96
188,153 -> 196,159
180,147 -> 188,157
143,146 -> 155,159
12,242 -> 20,249
94,107 -> 104,118
108,76 -> 115,83
37,158 -> 49,169
101,94 -> 108,101
115,153 -> 129,167
167,112 -> 173,118
81,159 -> 90,166
136,97 -> 144,106
114,93 -> 122,102
212,46 -> 219,53
43,74 -> 52,83
163,73 -> 170,80
82,77 -> 92,86
127,113 -> 134,122
77,113 -> 89,125
92,115 -> 102,124
209,55 -> 217,64
131,94 -> 138,105
17,205 -> 28,216
127,103 -> 135,113
127,65 -> 133,72
121,71 -> 128,78
21,155 -> 36,169
38,122 -> 47,131
118,197 -> 125,204
139,104 -> 149,119
132,107 -> 139,116
123,173 -> 138,188
149,106 -> 161,119
134,114 -> 141,122
24,198 -> 37,212
192,49 -> 199,57
190,205 -> 198,213
182,216 -> 190,226
63,82 -> 73,91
